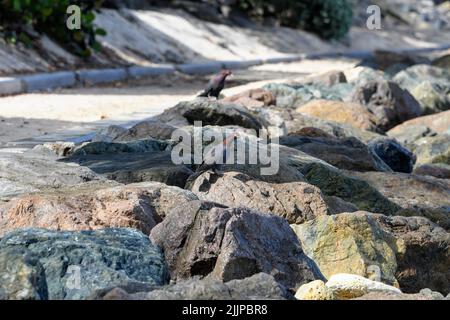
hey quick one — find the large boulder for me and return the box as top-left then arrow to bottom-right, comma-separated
150,201 -> 323,290
155,99 -> 263,131
296,99 -> 380,133
292,212 -> 450,294
292,212 -> 399,286
393,65 -> 450,91
0,228 -> 170,299
0,150 -> 104,201
188,171 -> 330,224
280,134 -> 391,172
345,170 -> 450,230
350,80 -> 422,132
387,124 -> 437,146
0,182 -> 197,237
368,138 -> 416,173
97,273 -> 293,300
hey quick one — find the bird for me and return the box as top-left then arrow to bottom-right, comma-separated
198,69 -> 233,99
185,132 -> 238,188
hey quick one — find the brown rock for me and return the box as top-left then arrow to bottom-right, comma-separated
0,182 -> 198,236
150,201 -> 323,290
350,80 -> 422,132
296,99 -> 379,133
189,171 -> 329,224
388,109 -> 450,135
222,88 -> 276,109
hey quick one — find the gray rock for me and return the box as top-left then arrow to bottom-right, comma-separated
413,134 -> 450,166
387,124 -> 437,146
0,150 -> 104,201
263,83 -> 352,109
96,273 -> 294,300
71,139 -> 172,156
91,125 -> 128,143
0,247 -> 47,300
114,121 -> 177,142
156,99 -> 263,131
351,80 -> 422,132
65,150 -> 193,188
150,201 -> 323,290
368,138 -> 416,173
0,228 -> 170,300
280,135 -> 392,172
393,64 -> 450,115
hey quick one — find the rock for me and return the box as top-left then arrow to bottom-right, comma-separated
388,109 -> 450,135
345,170 -> 450,230
0,247 -> 47,300
354,291 -> 442,300
393,64 -> 450,115
372,50 -> 429,72
292,212 -> 399,286
280,134 -> 392,172
91,125 -> 128,143
188,171 -> 329,224
368,138 -> 416,173
0,182 -> 197,237
344,66 -> 387,86
42,142 -> 76,157
71,139 -> 172,156
256,107 -> 380,142
376,215 -> 450,295
299,70 -> 348,87
296,99 -> 380,133
150,201 -> 323,290
419,288 -> 445,300
263,83 -> 353,109
393,65 -> 450,92
325,274 -> 402,300
302,163 -> 400,216
410,81 -> 450,115
293,212 -> 450,294
432,54 -> 450,70
413,134 -> 450,165
0,228 -> 170,300
0,150 -> 104,201
350,80 -> 422,132
387,124 -> 437,146
295,280 -> 334,300
97,273 -> 293,300
65,149 -> 193,188
222,88 -> 276,109
113,121 -> 177,142
414,163 -> 450,179
156,99 -> 263,131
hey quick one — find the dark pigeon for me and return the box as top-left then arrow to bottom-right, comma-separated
185,132 -> 238,187
198,69 -> 233,99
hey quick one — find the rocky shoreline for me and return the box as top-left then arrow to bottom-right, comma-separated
0,51 -> 449,300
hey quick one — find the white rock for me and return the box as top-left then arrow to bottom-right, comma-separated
326,273 -> 402,300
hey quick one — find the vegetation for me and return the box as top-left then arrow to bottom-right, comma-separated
236,0 -> 354,40
0,0 -> 106,57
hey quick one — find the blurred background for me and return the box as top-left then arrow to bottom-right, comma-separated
0,0 -> 449,146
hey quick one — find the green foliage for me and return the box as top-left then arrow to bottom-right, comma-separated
0,0 -> 106,57
236,0 -> 353,40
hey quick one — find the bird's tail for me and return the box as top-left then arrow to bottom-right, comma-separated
197,91 -> 208,98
